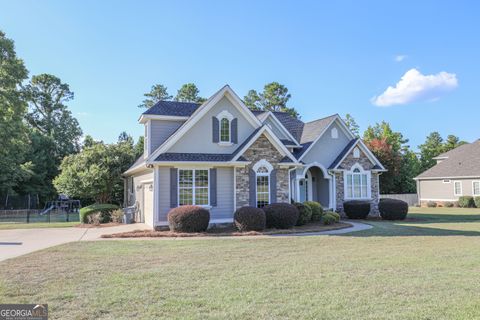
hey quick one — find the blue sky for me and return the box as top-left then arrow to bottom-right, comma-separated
1,0 -> 478,149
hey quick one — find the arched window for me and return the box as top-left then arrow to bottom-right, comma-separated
253,160 -> 273,208
345,164 -> 370,199
220,117 -> 230,142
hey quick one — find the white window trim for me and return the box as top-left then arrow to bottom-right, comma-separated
343,163 -> 371,200
177,168 -> 210,207
453,181 -> 462,196
472,181 -> 480,196
216,110 -> 234,146
254,159 -> 272,208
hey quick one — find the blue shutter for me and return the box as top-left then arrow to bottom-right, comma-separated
270,169 -> 277,203
210,168 -> 217,206
249,169 -> 256,207
231,118 -> 238,144
170,168 -> 178,208
212,117 -> 219,143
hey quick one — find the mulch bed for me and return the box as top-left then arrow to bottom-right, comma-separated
101,221 -> 352,238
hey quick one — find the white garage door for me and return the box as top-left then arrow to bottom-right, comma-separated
143,184 -> 154,228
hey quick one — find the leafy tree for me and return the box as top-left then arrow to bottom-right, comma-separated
134,136 -> 144,158
54,137 -> 136,204
344,114 -> 360,137
443,134 -> 467,152
82,135 -> 99,149
23,74 -> 83,159
175,83 -> 206,103
0,30 -> 30,195
418,132 -> 444,171
363,121 -> 419,194
244,82 -> 299,118
138,84 -> 172,108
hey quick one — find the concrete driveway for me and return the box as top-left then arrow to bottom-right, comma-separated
0,223 -> 148,262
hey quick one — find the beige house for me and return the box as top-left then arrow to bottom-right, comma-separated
415,140 -> 480,206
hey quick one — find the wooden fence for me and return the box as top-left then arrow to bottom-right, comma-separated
380,194 -> 418,206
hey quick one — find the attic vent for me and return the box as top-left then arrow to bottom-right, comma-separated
353,147 -> 360,158
443,179 -> 451,184
331,127 -> 338,139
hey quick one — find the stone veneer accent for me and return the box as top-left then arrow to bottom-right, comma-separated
335,147 -> 380,217
235,134 -> 291,209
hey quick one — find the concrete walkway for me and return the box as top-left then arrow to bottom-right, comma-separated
0,223 -> 148,262
270,221 -> 372,236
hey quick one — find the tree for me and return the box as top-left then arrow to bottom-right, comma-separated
243,82 -> 299,118
134,136 -> 144,158
344,114 -> 360,137
175,83 -> 206,103
418,132 -> 444,171
54,137 -> 136,204
23,74 -> 83,159
138,84 -> 172,108
443,134 -> 467,153
0,30 -> 30,195
363,121 -> 419,194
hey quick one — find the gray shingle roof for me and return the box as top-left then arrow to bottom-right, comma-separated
300,115 -> 337,144
143,101 -> 200,116
416,140 -> 480,179
125,155 -> 146,173
155,153 -> 239,162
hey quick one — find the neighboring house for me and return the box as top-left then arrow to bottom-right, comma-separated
415,140 -> 480,206
124,85 -> 386,228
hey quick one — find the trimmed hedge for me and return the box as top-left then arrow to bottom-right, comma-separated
167,205 -> 210,232
475,197 -> 480,208
458,196 -> 475,208
343,200 -> 370,219
426,201 -> 437,208
234,206 -> 266,231
304,201 -> 323,221
294,202 -> 312,226
444,201 -> 455,208
79,204 -> 119,223
379,198 -> 408,220
263,203 -> 299,229
322,213 -> 337,225
325,211 -> 340,222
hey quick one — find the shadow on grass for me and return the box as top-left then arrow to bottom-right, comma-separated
338,223 -> 480,237
406,213 -> 480,224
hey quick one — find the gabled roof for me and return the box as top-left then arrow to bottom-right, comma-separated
300,115 -> 338,144
415,139 -> 480,179
142,101 -> 200,116
328,138 -> 386,171
124,155 -> 147,175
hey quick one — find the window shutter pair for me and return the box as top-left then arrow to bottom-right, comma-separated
248,169 -> 278,207
212,117 -> 237,143
170,168 -> 217,207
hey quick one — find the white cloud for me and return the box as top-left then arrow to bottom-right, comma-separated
371,68 -> 458,107
77,112 -> 89,117
394,55 -> 407,62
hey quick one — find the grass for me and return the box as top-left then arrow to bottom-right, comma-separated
0,221 -> 79,230
1,207 -> 480,319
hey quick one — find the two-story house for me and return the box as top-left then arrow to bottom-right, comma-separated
124,85 -> 385,228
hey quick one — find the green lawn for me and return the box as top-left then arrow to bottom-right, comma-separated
1,208 -> 480,319
0,221 -> 79,230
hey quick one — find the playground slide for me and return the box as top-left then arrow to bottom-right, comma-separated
40,205 -> 55,215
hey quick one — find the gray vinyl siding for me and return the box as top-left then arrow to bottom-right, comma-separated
210,167 -> 235,220
150,120 -> 184,152
168,96 -> 256,154
301,121 -> 351,167
419,178 -> 480,200
131,169 -> 154,223
263,117 -> 289,141
157,167 -> 172,224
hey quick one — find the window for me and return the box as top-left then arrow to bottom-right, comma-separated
454,181 -> 462,196
178,169 -> 209,206
220,118 -> 230,142
473,181 -> 480,196
345,166 -> 369,199
256,166 -> 270,208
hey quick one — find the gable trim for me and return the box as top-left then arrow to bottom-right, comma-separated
139,115 -> 189,123
298,115 -> 355,161
263,111 -> 301,146
231,126 -> 298,163
330,139 -> 386,171
147,85 -> 262,164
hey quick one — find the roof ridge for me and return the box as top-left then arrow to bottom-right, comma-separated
303,113 -> 338,125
